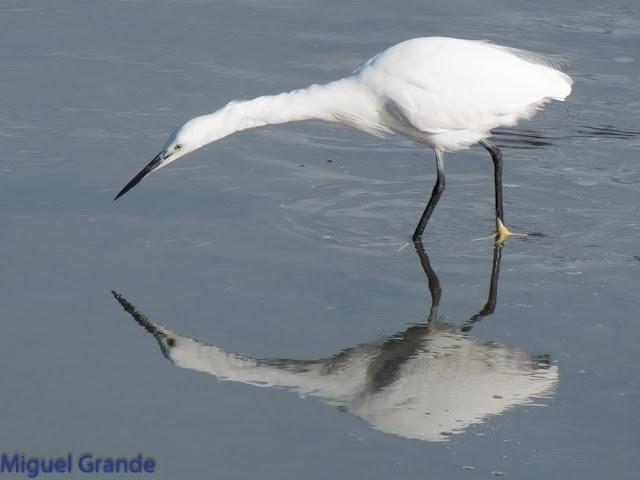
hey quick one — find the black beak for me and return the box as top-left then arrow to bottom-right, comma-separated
114,151 -> 167,201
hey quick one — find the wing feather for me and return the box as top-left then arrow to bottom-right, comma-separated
356,37 -> 572,147
475,40 -> 573,70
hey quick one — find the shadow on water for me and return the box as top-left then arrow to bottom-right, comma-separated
493,128 -> 557,149
574,125 -> 640,140
493,124 -> 639,149
111,244 -> 557,443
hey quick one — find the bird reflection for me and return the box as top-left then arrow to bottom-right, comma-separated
112,243 -> 557,442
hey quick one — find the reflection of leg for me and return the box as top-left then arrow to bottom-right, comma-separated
461,245 -> 503,332
412,150 -> 445,242
414,240 -> 441,324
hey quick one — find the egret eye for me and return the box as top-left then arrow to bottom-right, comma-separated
174,144 -> 182,151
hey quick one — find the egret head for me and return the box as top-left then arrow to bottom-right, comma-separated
114,115 -> 214,200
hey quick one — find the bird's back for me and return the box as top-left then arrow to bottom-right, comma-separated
355,37 -> 572,151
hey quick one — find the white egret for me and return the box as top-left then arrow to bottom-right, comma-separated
115,37 -> 572,242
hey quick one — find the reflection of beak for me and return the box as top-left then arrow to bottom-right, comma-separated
114,150 -> 169,200
111,290 -> 176,358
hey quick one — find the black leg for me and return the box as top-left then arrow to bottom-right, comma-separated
480,140 -> 504,226
412,150 -> 445,242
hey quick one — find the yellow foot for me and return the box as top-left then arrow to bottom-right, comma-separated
495,218 -> 527,245
473,219 -> 528,244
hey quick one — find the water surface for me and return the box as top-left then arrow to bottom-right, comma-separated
1,0 -> 638,479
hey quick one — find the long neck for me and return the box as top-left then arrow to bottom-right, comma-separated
201,77 -> 375,143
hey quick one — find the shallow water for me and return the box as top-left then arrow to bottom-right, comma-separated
1,0 -> 639,479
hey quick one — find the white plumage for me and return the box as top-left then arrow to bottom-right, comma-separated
355,37 -> 572,150
115,37 -> 572,242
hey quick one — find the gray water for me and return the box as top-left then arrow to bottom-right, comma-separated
1,0 -> 639,478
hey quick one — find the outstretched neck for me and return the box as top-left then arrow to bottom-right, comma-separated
198,77 -> 375,143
